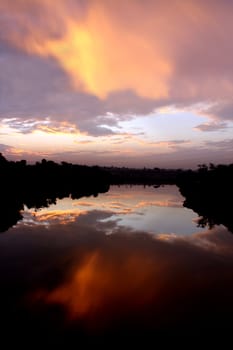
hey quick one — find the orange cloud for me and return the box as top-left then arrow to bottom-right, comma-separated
37,121 -> 81,135
1,0 -> 173,99
2,0 -> 233,109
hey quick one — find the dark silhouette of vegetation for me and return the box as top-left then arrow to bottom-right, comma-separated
0,154 -> 232,233
0,154 -> 110,232
177,163 -> 233,233
102,166 -> 182,185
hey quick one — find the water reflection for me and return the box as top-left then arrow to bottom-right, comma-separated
1,186 -> 233,343
0,181 -> 109,233
32,225 -> 233,327
21,185 -> 206,235
1,221 -> 233,342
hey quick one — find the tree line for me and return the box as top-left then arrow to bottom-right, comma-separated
0,153 -> 232,233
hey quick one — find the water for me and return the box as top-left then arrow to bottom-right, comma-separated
1,185 -> 233,343
21,185 -> 205,235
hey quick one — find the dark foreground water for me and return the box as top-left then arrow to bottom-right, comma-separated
1,185 -> 233,344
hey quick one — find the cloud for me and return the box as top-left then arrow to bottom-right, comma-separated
1,0 -> 233,170
1,118 -> 82,134
0,143 -> 12,153
0,43 -> 152,136
200,101 -> 233,122
1,0 -> 172,99
0,46 -> 112,136
1,0 -> 233,136
0,136 -> 232,168
150,139 -> 190,149
205,138 -> 233,150
5,1 -> 233,102
0,143 -> 51,160
1,142 -> 231,168
194,122 -> 229,132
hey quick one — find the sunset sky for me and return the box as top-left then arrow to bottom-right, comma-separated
1,0 -> 233,168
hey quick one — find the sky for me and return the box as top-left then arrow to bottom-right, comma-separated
0,0 -> 233,168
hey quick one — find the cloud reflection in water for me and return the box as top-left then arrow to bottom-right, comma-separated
21,185 -> 205,235
1,185 -> 233,342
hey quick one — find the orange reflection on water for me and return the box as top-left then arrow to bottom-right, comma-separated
33,248 -> 165,327
27,224 -> 233,332
135,199 -> 182,208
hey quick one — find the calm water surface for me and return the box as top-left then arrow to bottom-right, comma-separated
22,185 -> 206,235
1,185 -> 233,343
